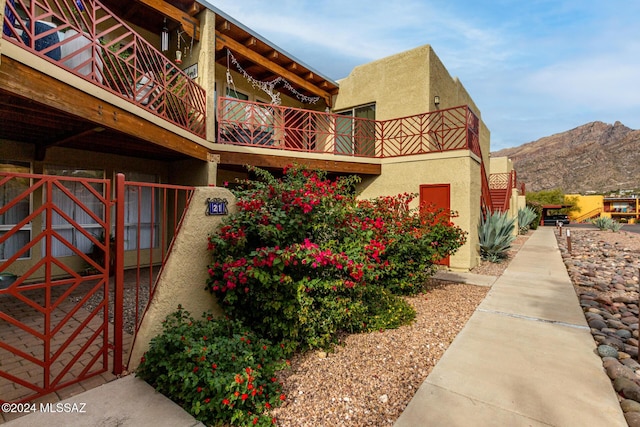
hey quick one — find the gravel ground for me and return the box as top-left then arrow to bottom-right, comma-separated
267,232 -> 533,427
270,282 -> 489,427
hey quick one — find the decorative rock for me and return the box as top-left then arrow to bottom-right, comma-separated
589,319 -> 608,330
602,337 -> 626,351
626,412 -> 640,427
598,345 -> 619,358
617,329 -> 633,339
621,399 -> 640,413
378,394 -> 388,404
625,345 -> 639,359
614,377 -> 640,401
622,358 -> 640,371
606,361 -> 639,382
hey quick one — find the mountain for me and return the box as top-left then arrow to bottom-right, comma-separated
491,121 -> 640,194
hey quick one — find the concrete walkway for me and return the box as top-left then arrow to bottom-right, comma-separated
2,375 -> 204,427
395,227 -> 627,426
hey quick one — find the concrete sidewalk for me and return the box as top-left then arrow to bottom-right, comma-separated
395,227 -> 627,426
2,375 -> 204,427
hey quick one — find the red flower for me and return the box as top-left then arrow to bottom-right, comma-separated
279,393 -> 286,401
193,366 -> 199,373
241,393 -> 249,401
204,398 -> 210,403
253,417 -> 259,425
222,398 -> 230,405
197,387 -> 203,393
265,402 -> 271,409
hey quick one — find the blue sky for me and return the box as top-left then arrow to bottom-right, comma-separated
206,0 -> 640,150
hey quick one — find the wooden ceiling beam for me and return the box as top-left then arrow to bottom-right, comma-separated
135,0 -> 200,40
0,57 -> 209,161
215,30 -> 332,106
213,150 -> 381,175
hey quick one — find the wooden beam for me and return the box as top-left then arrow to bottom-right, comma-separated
135,0 -> 200,40
213,150 -> 381,175
216,30 -> 332,105
244,37 -> 257,47
0,57 -> 210,161
219,20 -> 231,32
268,51 -> 279,60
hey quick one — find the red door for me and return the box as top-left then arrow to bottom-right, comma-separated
420,184 -> 450,266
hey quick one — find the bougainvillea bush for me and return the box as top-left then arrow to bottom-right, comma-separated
206,165 -> 467,349
137,307 -> 288,427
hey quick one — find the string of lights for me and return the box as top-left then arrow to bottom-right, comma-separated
226,49 -> 320,105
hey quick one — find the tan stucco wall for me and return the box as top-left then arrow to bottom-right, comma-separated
489,156 -> 513,175
128,186 -> 232,370
357,152 -> 481,271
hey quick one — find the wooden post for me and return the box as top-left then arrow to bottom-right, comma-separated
558,222 -> 563,236
566,229 -> 571,253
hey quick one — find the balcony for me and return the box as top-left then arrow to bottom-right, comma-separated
217,97 -> 480,159
2,0 -> 206,138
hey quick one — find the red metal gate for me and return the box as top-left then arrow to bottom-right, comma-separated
0,172 -> 194,403
0,172 -> 112,403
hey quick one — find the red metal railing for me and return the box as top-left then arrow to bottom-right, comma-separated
112,174 -> 194,373
217,97 -> 499,212
218,97 -> 480,158
2,0 -> 206,137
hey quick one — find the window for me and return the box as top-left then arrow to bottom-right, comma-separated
226,87 -> 249,100
45,166 -> 105,257
335,103 -> 376,156
122,172 -> 159,250
0,161 -> 31,260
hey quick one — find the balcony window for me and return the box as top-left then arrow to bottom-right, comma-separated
0,161 -> 31,260
335,103 -> 376,156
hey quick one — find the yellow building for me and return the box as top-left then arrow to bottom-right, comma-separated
565,194 -> 639,224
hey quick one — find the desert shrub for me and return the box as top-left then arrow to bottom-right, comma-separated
479,211 -> 516,263
136,308 -> 288,427
206,165 -> 466,349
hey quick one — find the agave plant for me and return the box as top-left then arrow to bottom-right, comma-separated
479,211 -> 517,263
592,216 -> 623,232
517,206 -> 537,235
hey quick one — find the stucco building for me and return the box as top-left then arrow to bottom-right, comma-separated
1,0 -> 526,403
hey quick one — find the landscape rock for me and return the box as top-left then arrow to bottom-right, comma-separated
626,412 -> 640,427
621,399 -> 640,413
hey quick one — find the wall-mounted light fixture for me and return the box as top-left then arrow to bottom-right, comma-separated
434,95 -> 440,108
161,18 -> 169,52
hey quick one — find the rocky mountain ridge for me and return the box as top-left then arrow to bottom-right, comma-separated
491,121 -> 640,193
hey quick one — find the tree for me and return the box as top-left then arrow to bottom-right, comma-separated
526,189 -> 578,214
